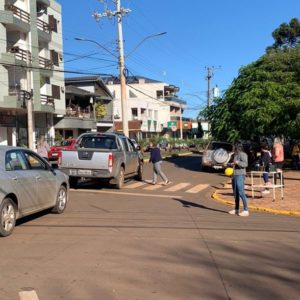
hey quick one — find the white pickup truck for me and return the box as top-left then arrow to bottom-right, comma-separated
58,132 -> 143,189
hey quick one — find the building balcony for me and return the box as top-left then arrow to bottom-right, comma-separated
37,18 -> 51,42
4,4 -> 30,23
39,55 -> 52,69
0,4 -> 30,33
7,46 -> 31,63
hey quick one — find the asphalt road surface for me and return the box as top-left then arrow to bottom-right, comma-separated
1,155 -> 299,300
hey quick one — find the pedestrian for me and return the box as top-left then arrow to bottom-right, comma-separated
291,142 -> 300,170
260,142 -> 272,194
149,141 -> 169,185
272,137 -> 284,185
229,142 -> 249,217
37,135 -> 50,161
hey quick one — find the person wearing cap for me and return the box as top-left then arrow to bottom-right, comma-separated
229,143 -> 249,217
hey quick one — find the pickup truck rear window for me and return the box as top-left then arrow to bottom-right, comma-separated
79,136 -> 118,150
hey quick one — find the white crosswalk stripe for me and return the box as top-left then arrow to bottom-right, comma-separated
186,184 -> 209,194
125,181 -> 147,189
144,183 -> 165,190
164,182 -> 191,192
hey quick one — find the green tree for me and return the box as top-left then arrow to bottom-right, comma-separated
202,19 -> 300,142
271,18 -> 300,49
95,102 -> 106,118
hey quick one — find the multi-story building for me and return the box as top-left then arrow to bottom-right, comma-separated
102,76 -> 186,140
0,0 -> 65,147
53,76 -> 114,139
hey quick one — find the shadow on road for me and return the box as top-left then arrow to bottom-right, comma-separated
173,198 -> 228,214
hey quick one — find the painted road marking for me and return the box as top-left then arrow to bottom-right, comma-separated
125,181 -> 147,189
186,184 -> 210,194
19,290 -> 39,300
164,182 -> 191,192
72,189 -> 180,199
144,183 -> 165,191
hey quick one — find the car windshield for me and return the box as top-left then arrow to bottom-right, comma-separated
208,142 -> 233,151
79,135 -> 118,150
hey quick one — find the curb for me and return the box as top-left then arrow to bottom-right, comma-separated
212,191 -> 300,217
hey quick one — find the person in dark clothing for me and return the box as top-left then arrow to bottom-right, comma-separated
149,142 -> 169,185
259,143 -> 272,194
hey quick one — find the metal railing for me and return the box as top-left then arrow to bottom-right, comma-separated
5,4 -> 30,23
39,56 -> 52,69
40,94 -> 54,107
7,46 -> 32,63
37,18 -> 50,34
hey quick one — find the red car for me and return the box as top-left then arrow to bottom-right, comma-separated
48,139 -> 76,161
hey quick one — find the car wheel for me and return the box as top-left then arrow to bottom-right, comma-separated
52,185 -> 68,214
115,167 -> 125,189
69,177 -> 78,189
0,198 -> 16,237
135,163 -> 143,181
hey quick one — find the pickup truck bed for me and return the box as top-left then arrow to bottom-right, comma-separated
59,133 -> 143,189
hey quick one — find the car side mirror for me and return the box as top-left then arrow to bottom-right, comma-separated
135,145 -> 141,151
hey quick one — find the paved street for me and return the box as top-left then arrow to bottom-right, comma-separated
0,155 -> 299,300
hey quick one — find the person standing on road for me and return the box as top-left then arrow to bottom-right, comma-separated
37,135 -> 50,161
273,137 -> 284,185
149,141 -> 169,185
229,142 -> 249,217
260,143 -> 272,195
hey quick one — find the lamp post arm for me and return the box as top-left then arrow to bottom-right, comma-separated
125,32 -> 167,58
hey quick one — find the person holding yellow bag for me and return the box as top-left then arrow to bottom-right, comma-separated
228,142 -> 249,217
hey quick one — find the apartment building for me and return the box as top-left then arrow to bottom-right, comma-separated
0,0 -> 65,147
102,76 -> 186,140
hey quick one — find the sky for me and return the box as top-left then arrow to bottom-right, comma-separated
58,0 -> 300,118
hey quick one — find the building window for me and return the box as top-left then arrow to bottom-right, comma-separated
131,108 -> 138,120
49,15 -> 58,32
52,84 -> 60,99
148,109 -> 152,119
156,90 -> 163,99
50,50 -> 59,66
129,90 -> 137,98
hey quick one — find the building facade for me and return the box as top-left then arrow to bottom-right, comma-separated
0,0 -> 65,147
102,76 -> 186,140
53,76 -> 114,139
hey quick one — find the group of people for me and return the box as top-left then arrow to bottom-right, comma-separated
229,138 -> 285,217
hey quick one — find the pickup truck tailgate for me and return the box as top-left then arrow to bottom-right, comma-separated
61,150 -> 110,169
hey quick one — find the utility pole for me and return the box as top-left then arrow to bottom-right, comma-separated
206,67 -> 212,108
205,66 -> 221,108
93,0 -> 131,137
26,49 -> 34,149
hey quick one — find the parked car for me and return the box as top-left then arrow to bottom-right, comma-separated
201,141 -> 234,170
59,133 -> 143,189
0,146 -> 69,237
48,138 -> 76,162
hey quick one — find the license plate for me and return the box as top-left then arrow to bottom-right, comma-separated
78,169 -> 92,175
52,153 -> 58,156
69,169 -> 77,175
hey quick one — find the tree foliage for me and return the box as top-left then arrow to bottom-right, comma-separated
202,19 -> 300,142
271,18 -> 300,49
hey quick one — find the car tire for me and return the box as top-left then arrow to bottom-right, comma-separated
212,148 -> 230,164
115,167 -> 125,189
0,198 -> 16,237
135,163 -> 143,181
51,185 -> 68,214
69,177 -> 78,189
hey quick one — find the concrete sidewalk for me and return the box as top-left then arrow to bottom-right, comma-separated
212,170 -> 300,216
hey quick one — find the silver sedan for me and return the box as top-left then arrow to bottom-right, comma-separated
0,146 -> 69,237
